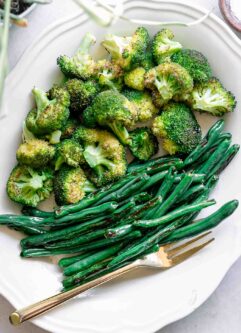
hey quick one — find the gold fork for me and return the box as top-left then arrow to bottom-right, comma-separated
10,232 -> 214,326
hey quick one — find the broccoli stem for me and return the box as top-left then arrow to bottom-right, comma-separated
32,88 -> 51,116
154,78 -> 172,101
108,122 -> 130,145
83,179 -> 97,193
74,32 -> 96,62
83,145 -> 115,169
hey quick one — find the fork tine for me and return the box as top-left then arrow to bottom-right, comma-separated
170,237 -> 214,266
165,232 -> 212,257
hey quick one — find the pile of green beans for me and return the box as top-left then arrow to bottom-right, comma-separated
0,120 -> 239,291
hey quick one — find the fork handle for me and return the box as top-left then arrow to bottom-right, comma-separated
10,261 -> 139,326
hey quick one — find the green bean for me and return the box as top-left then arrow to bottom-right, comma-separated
186,133 -> 232,172
63,260 -> 131,291
108,217 -> 188,267
175,176 -> 219,227
111,201 -> 135,219
105,224 -> 133,238
156,167 -> 175,198
63,245 -> 122,276
45,228 -> 106,249
119,192 -> 152,207
174,173 -> 205,184
139,171 -> 167,192
55,175 -> 134,218
208,144 -> 240,178
183,120 -> 224,166
66,244 -> 163,290
21,231 -> 142,257
94,174 -> 149,205
127,196 -> 162,221
134,199 -> 215,228
21,215 -> 110,248
63,260 -> 111,288
7,225 -> 47,235
127,156 -> 182,173
176,184 -> 206,204
47,201 -> 118,226
144,160 -> 183,175
0,215 -> 44,226
162,200 -> 239,243
196,138 -> 231,175
21,206 -> 55,218
59,252 -> 96,268
115,174 -> 150,199
154,173 -> 194,217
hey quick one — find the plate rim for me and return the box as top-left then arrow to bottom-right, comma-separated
1,1 -> 241,332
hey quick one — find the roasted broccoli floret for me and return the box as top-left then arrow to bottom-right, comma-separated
95,59 -> 123,91
122,88 -> 159,122
22,121 -> 62,145
26,86 -> 70,135
171,49 -> 212,82
152,29 -> 182,64
65,79 -> 100,115
188,77 -> 236,116
144,62 -> 193,103
44,130 -> 62,145
141,43 -> 155,70
101,27 -> 150,71
54,166 -> 96,205
7,165 -> 54,207
82,90 -> 138,145
129,127 -> 158,161
16,139 -> 55,168
152,102 -> 201,155
61,117 -> 78,139
123,42 -> 154,91
151,89 -> 165,108
54,139 -> 85,171
57,32 -> 96,80
124,67 -> 146,91
73,126 -> 127,186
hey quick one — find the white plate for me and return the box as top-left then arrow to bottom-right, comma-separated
1,1 -> 241,332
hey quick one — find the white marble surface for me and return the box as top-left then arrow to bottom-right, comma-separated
1,0 -> 241,332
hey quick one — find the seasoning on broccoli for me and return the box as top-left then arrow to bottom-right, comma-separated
188,77 -> 236,116
124,44 -> 154,91
101,27 -> 150,71
54,139 -> 85,171
151,89 -> 165,108
82,90 -> 138,145
74,126 -> 127,186
25,86 -> 70,135
95,59 -> 123,91
152,102 -> 201,155
16,139 -> 55,169
152,29 -> 182,64
57,32 -> 96,80
7,165 -> 54,207
171,49 -> 212,82
54,166 -> 96,205
65,79 -> 100,115
124,67 -> 146,91
122,88 -> 159,122
144,62 -> 193,103
61,117 -> 78,139
129,127 -> 158,161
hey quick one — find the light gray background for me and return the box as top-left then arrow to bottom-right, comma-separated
1,0 -> 241,332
